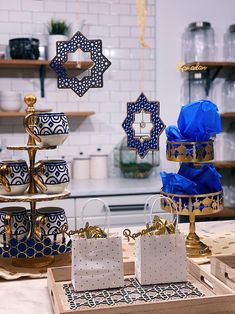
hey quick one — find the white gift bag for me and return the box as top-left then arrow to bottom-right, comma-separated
72,198 -> 124,292
135,195 -> 187,285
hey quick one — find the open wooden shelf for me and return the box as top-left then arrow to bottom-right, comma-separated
213,161 -> 235,169
221,112 -> 235,118
184,61 -> 235,77
0,111 -> 95,117
0,59 -> 94,70
0,59 -> 94,97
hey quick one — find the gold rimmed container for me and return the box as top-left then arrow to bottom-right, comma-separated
166,140 -> 214,162
160,189 -> 223,257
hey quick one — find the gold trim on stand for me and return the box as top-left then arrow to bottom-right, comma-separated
166,140 -> 214,162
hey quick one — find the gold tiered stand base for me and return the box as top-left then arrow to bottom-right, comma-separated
12,256 -> 55,268
185,233 -> 211,257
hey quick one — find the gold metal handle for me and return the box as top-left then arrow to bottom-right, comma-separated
4,214 -> 12,241
32,161 -> 48,193
0,164 -> 11,192
23,112 -> 41,143
35,215 -> 47,240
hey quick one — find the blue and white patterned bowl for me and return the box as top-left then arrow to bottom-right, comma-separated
0,206 -> 30,244
37,159 -> 70,194
0,160 -> 30,195
32,112 -> 69,146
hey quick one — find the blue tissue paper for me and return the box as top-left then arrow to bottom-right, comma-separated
160,171 -> 198,194
177,99 -> 221,141
178,163 -> 222,194
166,99 -> 221,142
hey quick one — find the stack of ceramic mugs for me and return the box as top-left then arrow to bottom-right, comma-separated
0,111 -> 70,247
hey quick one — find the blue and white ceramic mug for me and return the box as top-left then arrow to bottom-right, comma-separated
35,207 -> 68,242
24,112 -> 69,146
33,159 -> 70,194
0,206 -> 30,245
0,160 -> 30,195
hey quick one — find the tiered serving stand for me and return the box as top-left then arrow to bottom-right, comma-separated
161,140 -> 223,257
0,95 -> 71,267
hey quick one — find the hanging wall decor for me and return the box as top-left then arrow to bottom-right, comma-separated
49,31 -> 111,97
122,93 -> 165,158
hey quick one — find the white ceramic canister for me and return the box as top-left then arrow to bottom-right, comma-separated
73,156 -> 90,180
90,154 -> 108,179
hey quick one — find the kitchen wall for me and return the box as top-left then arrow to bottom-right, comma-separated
156,0 -> 235,172
0,0 -> 156,175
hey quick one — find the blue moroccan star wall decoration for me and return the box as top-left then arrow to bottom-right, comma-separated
49,31 -> 111,97
122,93 -> 166,158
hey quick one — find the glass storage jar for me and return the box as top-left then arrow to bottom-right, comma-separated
224,24 -> 235,60
182,72 -> 209,103
182,21 -> 215,63
222,76 -> 235,113
113,137 -> 159,178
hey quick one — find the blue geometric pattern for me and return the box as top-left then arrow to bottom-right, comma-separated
0,235 -> 71,258
122,93 -> 165,158
49,31 -> 111,97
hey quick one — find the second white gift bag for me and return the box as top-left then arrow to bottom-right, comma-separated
135,195 -> 187,285
72,198 -> 124,292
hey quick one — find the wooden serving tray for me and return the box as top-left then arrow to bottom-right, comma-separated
211,255 -> 235,291
47,260 -> 235,314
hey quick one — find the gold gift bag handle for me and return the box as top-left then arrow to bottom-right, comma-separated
23,112 -> 41,143
0,164 -> 11,193
4,214 -> 13,241
34,215 -> 47,240
144,194 -> 179,231
32,161 -> 47,193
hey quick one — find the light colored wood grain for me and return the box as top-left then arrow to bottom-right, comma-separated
211,256 -> 235,291
0,59 -> 94,70
47,260 -> 235,314
0,111 -> 95,117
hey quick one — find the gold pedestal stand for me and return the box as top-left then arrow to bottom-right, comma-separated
161,189 -> 223,258
0,95 -> 70,268
185,214 -> 211,257
162,140 -> 223,258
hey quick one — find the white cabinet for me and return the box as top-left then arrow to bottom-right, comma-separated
75,194 -> 171,228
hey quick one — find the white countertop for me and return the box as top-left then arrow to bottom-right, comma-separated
68,176 -> 162,198
1,220 -> 235,314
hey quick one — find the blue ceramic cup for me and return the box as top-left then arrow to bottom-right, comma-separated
35,207 -> 68,242
0,206 -> 30,245
33,159 -> 69,194
24,112 -> 69,146
0,160 -> 30,195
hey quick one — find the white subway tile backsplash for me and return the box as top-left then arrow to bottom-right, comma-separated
110,4 -> 130,15
98,14 -> 119,26
88,3 -> 110,15
9,11 -> 32,23
0,22 -> 22,34
21,0 -> 44,12
44,1 -> 66,12
110,26 -> 130,37
0,2 -> 21,10
0,0 -> 156,164
0,11 -> 9,22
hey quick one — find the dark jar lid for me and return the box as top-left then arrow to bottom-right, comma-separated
188,21 -> 211,31
229,24 -> 235,33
